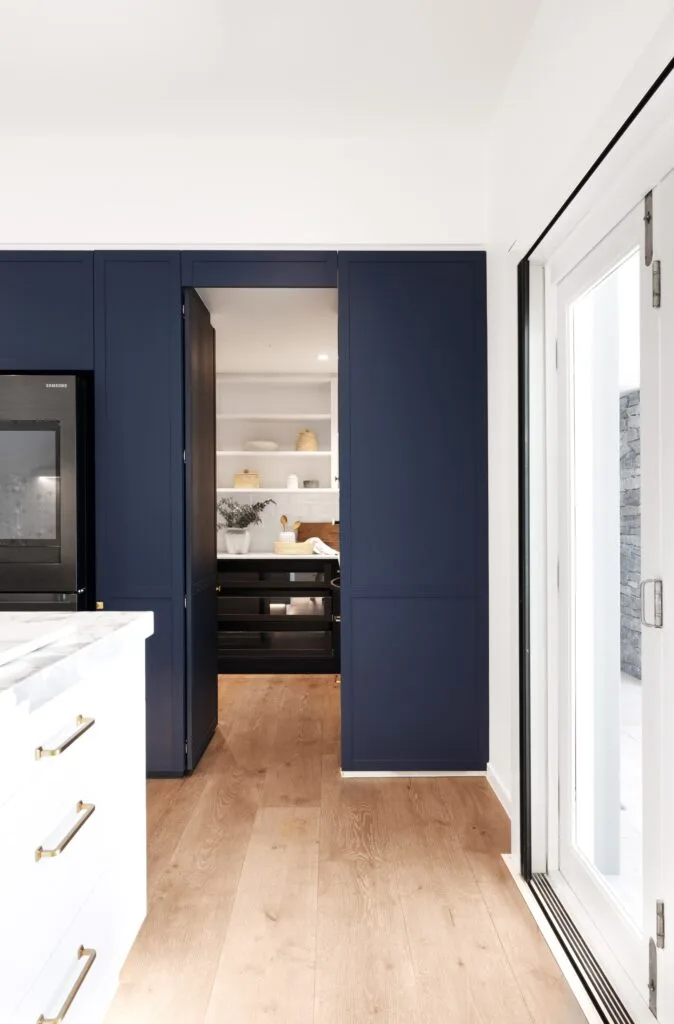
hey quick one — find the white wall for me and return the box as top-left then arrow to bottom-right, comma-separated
486,0 -> 674,843
0,134 -> 486,249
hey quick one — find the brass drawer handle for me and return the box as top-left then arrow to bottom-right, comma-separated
35,802 -> 96,862
35,716 -> 95,760
37,945 -> 97,1023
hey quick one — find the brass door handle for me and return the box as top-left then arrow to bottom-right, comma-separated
37,946 -> 97,1023
35,716 -> 95,760
35,802 -> 95,862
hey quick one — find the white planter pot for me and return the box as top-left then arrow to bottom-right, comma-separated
223,528 -> 251,554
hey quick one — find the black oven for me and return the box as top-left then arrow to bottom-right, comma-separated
0,375 -> 93,609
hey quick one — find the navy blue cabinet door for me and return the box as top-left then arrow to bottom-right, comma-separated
94,253 -> 185,776
181,251 -> 338,288
184,289 -> 218,770
0,252 -> 93,371
338,252 -> 488,771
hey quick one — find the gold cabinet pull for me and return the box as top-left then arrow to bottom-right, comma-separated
35,802 -> 95,862
35,716 -> 95,760
37,945 -> 97,1023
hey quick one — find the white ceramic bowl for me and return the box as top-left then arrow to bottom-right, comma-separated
244,440 -> 279,451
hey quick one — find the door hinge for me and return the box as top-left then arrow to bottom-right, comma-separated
653,260 -> 661,308
649,937 -> 657,1016
657,899 -> 665,949
183,450 -> 187,464
555,339 -> 558,370
557,560 -> 560,589
645,191 -> 654,267
184,595 -> 187,608
181,303 -> 185,318
185,741 -> 188,754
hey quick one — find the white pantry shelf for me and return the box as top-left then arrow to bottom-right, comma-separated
216,413 -> 331,421
217,487 -> 338,494
216,450 -> 330,457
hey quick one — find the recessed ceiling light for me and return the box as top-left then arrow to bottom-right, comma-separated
317,354 -> 329,361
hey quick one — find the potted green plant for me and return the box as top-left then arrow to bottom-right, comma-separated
217,497 -> 276,554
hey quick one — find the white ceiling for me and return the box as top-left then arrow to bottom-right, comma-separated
0,0 -> 541,135
200,288 -> 338,374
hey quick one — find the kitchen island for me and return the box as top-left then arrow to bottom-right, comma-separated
0,611 -> 153,1024
217,553 -> 340,674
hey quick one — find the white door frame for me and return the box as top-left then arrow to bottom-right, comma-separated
527,121 -> 674,1022
556,204 -> 651,998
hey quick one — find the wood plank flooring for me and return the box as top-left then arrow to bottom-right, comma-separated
106,675 -> 586,1024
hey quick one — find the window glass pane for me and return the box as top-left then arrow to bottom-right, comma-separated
571,249 -> 642,923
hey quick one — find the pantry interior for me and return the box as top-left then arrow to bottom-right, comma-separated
196,284 -> 341,689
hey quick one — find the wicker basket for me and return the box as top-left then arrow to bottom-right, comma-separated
233,469 -> 260,489
296,429 -> 318,452
273,539 -> 316,555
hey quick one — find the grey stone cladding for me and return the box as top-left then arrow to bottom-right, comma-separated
620,388 -> 641,679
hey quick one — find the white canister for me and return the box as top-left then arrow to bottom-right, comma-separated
286,474 -> 299,490
279,531 -> 296,543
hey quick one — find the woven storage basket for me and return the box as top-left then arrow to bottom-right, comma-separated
273,539 -> 315,555
233,469 -> 260,489
296,429 -> 318,452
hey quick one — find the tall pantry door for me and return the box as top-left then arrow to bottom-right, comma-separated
338,252 -> 488,771
183,288 -> 218,771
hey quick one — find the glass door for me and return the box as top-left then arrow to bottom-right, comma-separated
0,423 -> 61,552
0,375 -> 80,596
556,201 -> 664,1009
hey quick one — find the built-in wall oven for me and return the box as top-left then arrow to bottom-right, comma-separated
0,375 -> 93,610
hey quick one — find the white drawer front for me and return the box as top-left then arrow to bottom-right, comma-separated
0,676 -> 113,810
0,638 -> 148,1020
0,788 -> 112,1016
9,869 -> 128,1024
0,639 -> 139,809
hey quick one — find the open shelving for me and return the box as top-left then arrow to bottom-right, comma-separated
216,450 -> 330,457
217,487 -> 337,494
215,374 -> 339,551
216,413 -> 331,421
216,375 -> 339,492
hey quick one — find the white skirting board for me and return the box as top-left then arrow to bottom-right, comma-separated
501,855 -> 602,1024
340,770 -> 486,778
486,761 -> 512,817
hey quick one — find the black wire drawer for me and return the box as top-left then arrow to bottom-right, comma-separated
216,556 -> 340,674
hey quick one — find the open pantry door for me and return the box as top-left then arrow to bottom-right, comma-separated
183,288 -> 218,771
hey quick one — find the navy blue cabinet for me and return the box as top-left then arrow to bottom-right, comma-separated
94,253 -> 185,775
0,252 -> 93,371
0,247 -> 489,778
338,252 -> 488,771
181,251 -> 338,288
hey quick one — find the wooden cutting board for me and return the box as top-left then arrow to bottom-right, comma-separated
296,522 -> 340,551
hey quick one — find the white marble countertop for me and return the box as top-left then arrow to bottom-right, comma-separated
217,551 -> 339,560
0,613 -> 78,668
0,611 -> 154,716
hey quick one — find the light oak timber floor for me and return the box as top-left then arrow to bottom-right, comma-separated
106,674 -> 586,1024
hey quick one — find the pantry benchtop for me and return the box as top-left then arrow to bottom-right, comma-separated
0,611 -> 154,715
217,551 -> 338,560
